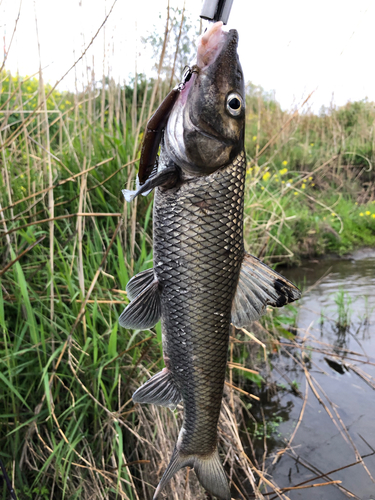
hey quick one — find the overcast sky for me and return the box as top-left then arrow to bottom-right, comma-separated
2,0 -> 375,112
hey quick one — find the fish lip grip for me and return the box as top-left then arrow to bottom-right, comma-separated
200,0 -> 234,25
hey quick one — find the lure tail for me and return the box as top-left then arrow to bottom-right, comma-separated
153,446 -> 230,500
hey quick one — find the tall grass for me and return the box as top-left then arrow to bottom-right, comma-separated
1,49 -> 375,499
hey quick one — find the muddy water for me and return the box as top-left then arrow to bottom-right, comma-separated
252,249 -> 375,499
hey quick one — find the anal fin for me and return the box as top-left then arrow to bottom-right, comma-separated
119,278 -> 161,330
232,253 -> 301,327
133,368 -> 181,410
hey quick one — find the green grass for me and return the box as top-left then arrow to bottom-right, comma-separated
0,68 -> 375,499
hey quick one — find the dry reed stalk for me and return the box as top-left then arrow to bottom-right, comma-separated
75,299 -> 125,304
0,202 -> 13,257
169,1 -> 186,88
147,1 -> 170,119
229,327 -> 235,412
77,161 -> 87,338
100,29 -> 106,145
132,80 -> 149,159
227,362 -> 259,375
39,70 -> 55,332
225,381 -> 260,401
0,0 -> 22,73
131,22 -> 138,136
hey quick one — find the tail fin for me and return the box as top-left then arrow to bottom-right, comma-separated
153,447 -> 192,500
194,449 -> 231,500
153,447 -> 230,500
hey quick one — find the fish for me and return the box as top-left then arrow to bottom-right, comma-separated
120,21 -> 301,500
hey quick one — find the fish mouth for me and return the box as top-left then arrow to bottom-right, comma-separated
197,22 -> 238,69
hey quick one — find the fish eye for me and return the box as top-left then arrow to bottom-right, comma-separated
226,93 -> 243,116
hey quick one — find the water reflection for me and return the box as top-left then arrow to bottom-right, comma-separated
244,249 -> 375,499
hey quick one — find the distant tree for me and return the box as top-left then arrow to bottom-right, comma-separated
142,5 -> 201,90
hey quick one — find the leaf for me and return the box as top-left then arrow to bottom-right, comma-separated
277,327 -> 296,340
0,371 -> 31,411
108,322 -> 118,358
242,371 -> 264,388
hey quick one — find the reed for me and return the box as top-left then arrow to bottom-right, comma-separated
1,10 -> 375,499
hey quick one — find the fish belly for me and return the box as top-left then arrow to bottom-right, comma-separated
153,150 -> 246,455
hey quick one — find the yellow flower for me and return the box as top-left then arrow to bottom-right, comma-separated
261,186 -> 265,190
262,172 -> 271,181
279,168 -> 288,176
355,202 -> 358,205
366,211 -> 371,215
311,183 -> 315,186
360,213 -> 364,216
294,192 -> 298,196
21,186 -> 26,192
302,183 -> 306,189
252,135 -> 257,141
27,86 -> 32,92
66,100 -> 71,105
310,143 -> 314,146
308,176 -> 313,180
371,214 -> 375,218
281,180 -> 285,184
282,160 -> 288,166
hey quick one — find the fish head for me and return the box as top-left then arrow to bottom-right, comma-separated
165,22 -> 245,176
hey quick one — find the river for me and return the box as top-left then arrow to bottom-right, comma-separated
246,249 -> 375,500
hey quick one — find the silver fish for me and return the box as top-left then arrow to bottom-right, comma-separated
120,22 -> 301,500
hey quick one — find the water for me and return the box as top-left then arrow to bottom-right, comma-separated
248,249 -> 375,499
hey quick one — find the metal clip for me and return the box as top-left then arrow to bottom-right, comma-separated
200,0 -> 234,25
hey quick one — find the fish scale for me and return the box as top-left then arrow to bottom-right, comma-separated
153,150 -> 246,457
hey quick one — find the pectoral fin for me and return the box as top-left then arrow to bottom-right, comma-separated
122,165 -> 179,202
232,253 -> 301,327
119,279 -> 161,329
132,368 -> 181,410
